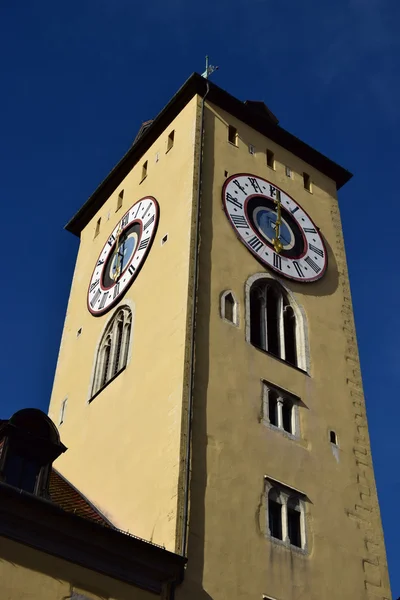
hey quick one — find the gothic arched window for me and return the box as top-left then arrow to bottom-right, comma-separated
247,276 -> 308,371
91,306 -> 132,398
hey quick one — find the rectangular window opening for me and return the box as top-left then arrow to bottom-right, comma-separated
282,402 -> 292,434
116,189 -> 124,211
266,149 -> 275,169
141,161 -> 148,181
285,166 -> 292,178
94,218 -> 101,238
167,130 -> 175,152
268,390 -> 279,427
287,504 -> 302,547
249,144 -> 255,155
268,498 -> 283,540
228,125 -> 238,146
303,172 -> 312,192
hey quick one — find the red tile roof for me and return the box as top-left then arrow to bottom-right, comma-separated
49,470 -> 112,527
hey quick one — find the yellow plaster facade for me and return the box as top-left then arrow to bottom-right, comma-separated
47,83 -> 391,600
0,538 -> 155,600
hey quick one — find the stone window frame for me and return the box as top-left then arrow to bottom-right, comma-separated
261,380 -> 301,440
245,272 -> 310,373
88,302 -> 134,403
220,289 -> 239,327
264,476 -> 308,554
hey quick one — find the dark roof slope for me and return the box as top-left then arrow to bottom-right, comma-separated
66,73 -> 352,237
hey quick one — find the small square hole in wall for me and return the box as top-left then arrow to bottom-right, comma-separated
228,125 -> 238,146
161,234 -> 168,245
94,217 -> 101,238
249,144 -> 255,155
224,170 -> 229,177
116,189 -> 124,211
303,172 -> 312,192
77,328 -> 82,338
266,149 -> 275,169
141,160 -> 148,181
167,130 -> 175,152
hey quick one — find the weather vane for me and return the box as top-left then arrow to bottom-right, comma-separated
201,55 -> 219,79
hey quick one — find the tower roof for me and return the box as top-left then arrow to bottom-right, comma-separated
66,73 -> 352,237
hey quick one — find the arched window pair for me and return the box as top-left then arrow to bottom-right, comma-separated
248,276 -> 307,371
267,485 -> 306,550
91,306 -> 132,398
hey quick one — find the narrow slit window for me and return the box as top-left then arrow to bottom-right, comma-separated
94,218 -> 101,238
285,166 -> 292,178
266,149 -> 275,169
287,498 -> 302,547
167,130 -> 175,152
330,430 -> 338,445
224,293 -> 235,323
268,390 -> 278,427
249,144 -> 255,155
59,398 -> 67,425
303,172 -> 312,192
282,401 -> 292,434
141,161 -> 148,181
228,125 -> 238,146
116,190 -> 124,211
268,489 -> 283,540
283,304 -> 297,366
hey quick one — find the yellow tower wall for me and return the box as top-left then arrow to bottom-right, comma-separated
48,95 -> 201,552
179,102 -> 391,600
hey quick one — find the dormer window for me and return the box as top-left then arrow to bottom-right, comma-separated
0,409 -> 66,497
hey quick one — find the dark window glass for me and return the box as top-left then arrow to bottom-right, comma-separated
283,304 -> 297,366
330,430 -> 337,444
268,491 -> 283,540
287,499 -> 301,547
250,286 -> 263,349
268,390 -> 278,426
4,453 -> 40,493
224,293 -> 235,323
282,402 -> 292,433
266,286 -> 279,356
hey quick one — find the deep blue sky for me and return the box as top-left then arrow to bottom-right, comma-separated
1,0 -> 399,593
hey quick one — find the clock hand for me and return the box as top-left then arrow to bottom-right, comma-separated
113,224 -> 123,281
273,190 -> 283,254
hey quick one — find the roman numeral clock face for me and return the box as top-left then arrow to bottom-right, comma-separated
88,197 -> 159,316
222,174 -> 327,282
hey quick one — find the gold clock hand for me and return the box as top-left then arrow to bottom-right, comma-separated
273,190 -> 283,254
113,224 -> 123,281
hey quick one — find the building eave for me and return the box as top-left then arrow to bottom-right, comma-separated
65,72 -> 352,237
0,482 -> 186,594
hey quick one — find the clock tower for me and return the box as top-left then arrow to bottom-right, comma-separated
48,74 -> 391,600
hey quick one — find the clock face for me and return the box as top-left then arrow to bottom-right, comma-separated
222,173 -> 327,282
88,197 -> 159,316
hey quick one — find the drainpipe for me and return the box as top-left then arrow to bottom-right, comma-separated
181,80 -> 210,557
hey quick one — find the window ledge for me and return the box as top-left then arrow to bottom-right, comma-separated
228,141 -> 238,148
139,175 -> 147,184
88,366 -> 126,404
250,343 -> 309,376
262,421 -> 299,442
266,534 -> 308,555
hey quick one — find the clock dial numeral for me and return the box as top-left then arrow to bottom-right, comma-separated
248,177 -> 262,194
309,244 -> 324,257
143,214 -> 155,230
304,256 -> 321,273
304,227 -> 316,234
273,254 -> 282,270
90,279 -> 100,292
133,202 -> 142,219
226,193 -> 243,210
128,264 -> 136,275
113,283 -> 120,299
122,215 -> 129,227
99,293 -> 108,310
90,289 -> 101,308
97,259 -> 105,267
107,234 -> 116,247
248,236 -> 264,253
138,237 -> 150,251
232,179 -> 247,194
231,215 -> 249,229
293,261 -> 304,278
290,206 -> 299,214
